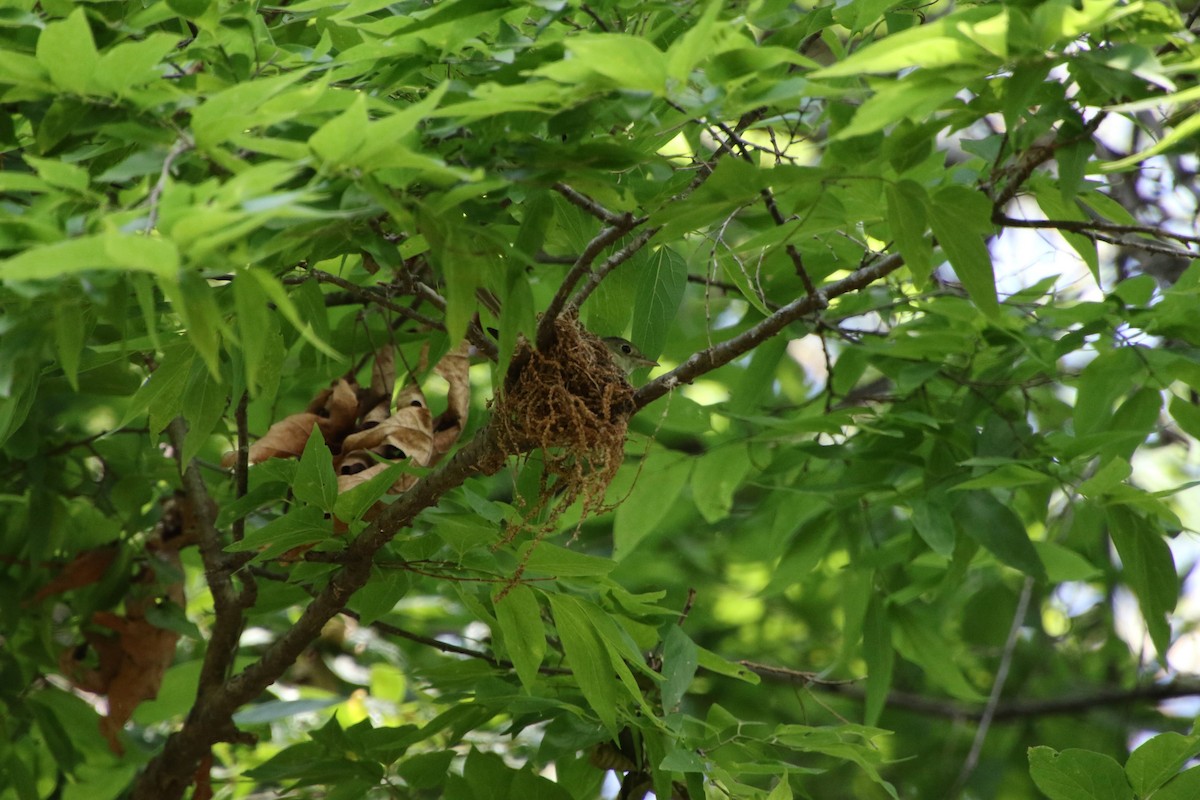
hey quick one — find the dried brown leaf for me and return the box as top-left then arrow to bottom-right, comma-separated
432,343 -> 471,458
90,610 -> 180,755
370,345 -> 395,401
29,544 -> 119,604
223,378 -> 363,467
341,385 -> 434,466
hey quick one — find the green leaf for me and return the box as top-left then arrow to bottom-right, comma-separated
118,342 -> 194,434
886,180 -> 933,286
1033,186 -> 1099,280
661,626 -> 698,711
431,513 -> 495,557
24,155 -> 89,192
1108,505 -> 1177,658
1169,395 -> 1200,440
493,584 -> 546,692
539,34 -> 668,94
892,606 -> 984,701
1078,456 -> 1132,499
348,569 -> 409,626
1125,732 -> 1200,797
1033,542 -> 1101,582
36,9 -> 99,95
190,71 -> 311,148
0,234 -> 179,281
695,646 -> 759,684
953,491 -> 1046,581
690,444 -> 752,523
632,246 -> 688,362
520,543 -> 615,577
836,71 -> 965,140
159,271 -> 224,379
397,751 -> 455,790
666,0 -> 725,81
614,453 -> 692,559
395,0 -> 512,36
167,0 -> 213,18
53,298 -> 86,391
226,505 -> 333,563
510,768 -> 573,800
294,426 -> 339,513
233,270 -> 270,396
812,5 -> 1006,77
1074,348 -> 1139,436
248,269 -> 342,360
333,462 -> 406,523
354,82 -> 448,169
95,33 -> 178,95
1028,747 -> 1132,800
549,594 -> 619,734
310,93 -> 369,167
929,186 -> 997,317
909,493 -> 956,557
180,357 -> 227,464
862,594 -> 893,726
1154,765 -> 1200,800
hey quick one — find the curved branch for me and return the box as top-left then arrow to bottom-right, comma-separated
950,577 -> 1034,794
131,425 -> 504,800
165,419 -> 243,698
565,227 -> 658,314
749,661 -> 1200,723
994,214 -> 1200,248
633,254 -> 896,411
536,219 -> 637,350
553,183 -> 629,226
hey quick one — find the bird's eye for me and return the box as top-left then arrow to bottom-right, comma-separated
621,344 -> 632,354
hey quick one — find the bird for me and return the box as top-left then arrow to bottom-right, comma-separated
602,336 -> 658,375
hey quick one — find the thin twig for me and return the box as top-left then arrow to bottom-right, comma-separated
537,220 -> 636,349
565,227 -> 658,314
994,214 -> 1200,248
347,610 -> 573,674
950,576 -> 1034,796
304,269 -> 443,329
578,2 -> 611,31
232,393 -> 249,543
553,183 -> 633,226
676,588 -> 697,627
146,137 -> 193,233
166,418 -> 243,696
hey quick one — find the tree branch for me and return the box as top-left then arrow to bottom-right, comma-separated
632,254 -> 894,411
752,665 -> 1200,722
995,214 -> 1200,248
536,219 -> 637,350
950,577 -> 1034,795
146,137 -> 193,233
165,419 -> 244,698
299,269 -> 445,330
565,227 -> 658,314
131,424 -> 505,800
553,183 -> 633,226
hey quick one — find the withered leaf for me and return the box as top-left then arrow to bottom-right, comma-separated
90,609 -> 181,755
432,343 -> 470,459
223,378 -> 361,467
28,543 -> 119,604
341,385 -> 434,467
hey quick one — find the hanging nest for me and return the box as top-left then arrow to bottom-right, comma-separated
490,316 -> 636,538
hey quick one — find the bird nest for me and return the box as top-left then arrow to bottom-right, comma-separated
490,316 -> 636,539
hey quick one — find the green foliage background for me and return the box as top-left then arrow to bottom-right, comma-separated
2,0 -> 1200,798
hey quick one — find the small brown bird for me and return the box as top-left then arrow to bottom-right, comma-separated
602,336 -> 658,375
